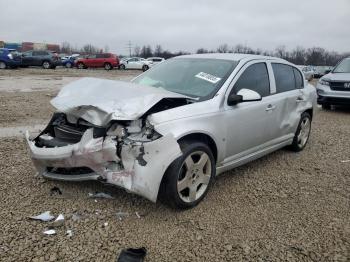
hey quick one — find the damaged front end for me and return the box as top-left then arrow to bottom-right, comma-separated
26,112 -> 181,202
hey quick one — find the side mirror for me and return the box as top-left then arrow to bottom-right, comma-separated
228,88 -> 262,106
227,94 -> 243,106
325,69 -> 331,74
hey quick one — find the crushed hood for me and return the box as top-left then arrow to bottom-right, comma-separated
51,77 -> 188,126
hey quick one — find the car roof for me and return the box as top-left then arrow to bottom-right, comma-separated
175,53 -> 287,63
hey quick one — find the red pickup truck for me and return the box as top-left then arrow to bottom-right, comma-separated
75,53 -> 119,70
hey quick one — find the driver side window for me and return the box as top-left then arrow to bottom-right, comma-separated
234,63 -> 270,97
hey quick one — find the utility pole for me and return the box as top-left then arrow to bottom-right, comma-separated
126,41 -> 132,57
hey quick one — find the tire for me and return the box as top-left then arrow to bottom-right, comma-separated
77,62 -> 85,69
322,104 -> 331,110
42,61 -> 51,69
104,63 -> 112,70
289,112 -> 312,152
142,65 -> 149,72
0,61 -> 7,69
160,141 -> 215,209
119,64 -> 125,70
65,62 -> 72,68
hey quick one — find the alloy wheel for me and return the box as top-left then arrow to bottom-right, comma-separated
297,117 -> 311,147
177,151 -> 212,203
0,62 -> 6,69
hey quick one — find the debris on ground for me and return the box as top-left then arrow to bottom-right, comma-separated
88,192 -> 114,199
117,247 -> 147,262
135,212 -> 141,219
29,211 -> 55,222
340,159 -> 350,163
116,211 -> 129,221
43,229 -> 56,235
50,186 -> 62,196
51,214 -> 64,227
66,229 -> 73,237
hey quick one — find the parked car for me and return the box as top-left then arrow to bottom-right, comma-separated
313,66 -> 333,78
316,57 -> 350,109
147,57 -> 165,65
0,48 -> 21,69
75,53 -> 119,70
297,65 -> 314,81
62,55 -> 80,68
25,54 -> 316,209
119,57 -> 152,71
20,50 -> 61,69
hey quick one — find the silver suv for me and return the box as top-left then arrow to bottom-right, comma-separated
26,54 -> 316,209
316,57 -> 350,109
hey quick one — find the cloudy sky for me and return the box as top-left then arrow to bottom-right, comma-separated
1,0 -> 349,55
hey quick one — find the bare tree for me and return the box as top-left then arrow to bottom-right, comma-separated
154,45 -> 163,57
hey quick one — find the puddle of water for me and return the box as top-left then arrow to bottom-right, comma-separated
0,124 -> 45,138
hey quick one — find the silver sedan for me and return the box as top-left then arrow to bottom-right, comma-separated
26,53 -> 316,209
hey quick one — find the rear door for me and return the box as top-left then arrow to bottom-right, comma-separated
269,63 -> 306,139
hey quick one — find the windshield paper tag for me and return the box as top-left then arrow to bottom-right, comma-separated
195,72 -> 221,84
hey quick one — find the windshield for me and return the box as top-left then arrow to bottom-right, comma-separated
132,58 -> 238,99
333,58 -> 350,73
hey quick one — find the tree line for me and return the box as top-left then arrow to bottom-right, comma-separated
60,41 -> 349,66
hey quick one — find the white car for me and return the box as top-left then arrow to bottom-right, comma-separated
147,57 -> 165,65
25,54 -> 316,209
119,57 -> 152,71
297,65 -> 314,81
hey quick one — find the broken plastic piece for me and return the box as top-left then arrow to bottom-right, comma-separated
66,229 -> 73,237
117,247 -> 147,262
340,160 -> 350,163
43,229 -> 56,235
29,211 -> 55,222
88,192 -> 114,199
52,214 -> 64,227
116,211 -> 129,221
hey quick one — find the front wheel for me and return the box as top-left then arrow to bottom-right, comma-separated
119,64 -> 125,70
42,61 -> 51,69
65,62 -> 72,68
289,112 -> 312,152
142,65 -> 149,72
77,62 -> 85,69
160,141 -> 215,209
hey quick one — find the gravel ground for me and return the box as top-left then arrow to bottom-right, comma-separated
0,70 -> 349,261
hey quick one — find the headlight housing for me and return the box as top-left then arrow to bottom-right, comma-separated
319,79 -> 330,86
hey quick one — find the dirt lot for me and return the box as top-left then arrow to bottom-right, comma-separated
0,69 -> 349,261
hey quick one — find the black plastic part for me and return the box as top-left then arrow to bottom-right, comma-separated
117,247 -> 147,262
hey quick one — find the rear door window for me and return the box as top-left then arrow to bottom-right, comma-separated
272,63 -> 296,93
233,62 -> 270,97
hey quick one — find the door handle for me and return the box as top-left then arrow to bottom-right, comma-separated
265,104 -> 276,111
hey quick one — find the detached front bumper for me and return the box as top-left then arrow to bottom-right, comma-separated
25,128 -> 182,202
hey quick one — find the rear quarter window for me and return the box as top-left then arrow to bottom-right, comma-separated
293,68 -> 304,89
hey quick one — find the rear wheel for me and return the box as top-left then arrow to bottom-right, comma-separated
142,65 -> 149,72
289,112 -> 312,152
0,61 -> 6,69
104,63 -> 112,70
42,61 -> 51,69
160,141 -> 215,209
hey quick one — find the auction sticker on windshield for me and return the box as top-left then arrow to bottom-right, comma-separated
195,72 -> 221,84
